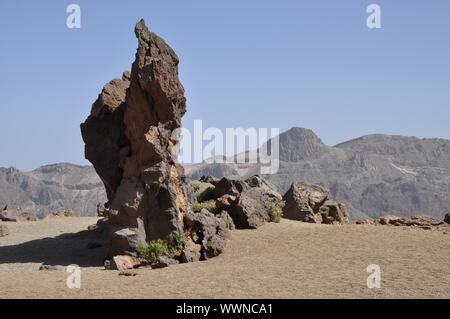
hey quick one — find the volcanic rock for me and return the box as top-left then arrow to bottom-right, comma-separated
81,20 -> 189,257
282,182 -> 348,224
185,209 -> 233,260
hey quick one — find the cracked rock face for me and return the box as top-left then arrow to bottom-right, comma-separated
81,20 -> 189,256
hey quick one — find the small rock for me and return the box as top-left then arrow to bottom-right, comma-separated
39,265 -> 65,271
119,270 -> 137,276
110,255 -> 141,271
355,219 -> 372,225
151,256 -> 179,269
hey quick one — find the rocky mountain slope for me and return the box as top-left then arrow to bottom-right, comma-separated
1,128 -> 449,220
185,128 -> 450,221
0,163 -> 106,218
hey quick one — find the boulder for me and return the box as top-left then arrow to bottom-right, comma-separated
0,225 -> 9,237
212,175 -> 283,229
320,200 -> 349,224
282,182 -> 348,224
185,209 -> 233,260
80,20 -> 190,257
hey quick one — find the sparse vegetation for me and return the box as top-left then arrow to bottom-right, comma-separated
266,202 -> 282,223
192,200 -> 216,213
138,239 -> 169,262
190,183 -> 201,193
138,232 -> 186,262
197,186 -> 215,202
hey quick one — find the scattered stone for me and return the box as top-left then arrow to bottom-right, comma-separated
373,215 -> 448,231
355,219 -> 372,225
0,224 -> 9,237
444,213 -> 450,224
181,238 -> 202,263
150,256 -> 179,269
110,255 -> 141,271
212,175 -> 282,229
119,270 -> 137,276
44,210 -> 74,219
282,182 -> 348,224
39,265 -> 65,271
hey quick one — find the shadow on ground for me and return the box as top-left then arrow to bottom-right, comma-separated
0,229 -> 106,267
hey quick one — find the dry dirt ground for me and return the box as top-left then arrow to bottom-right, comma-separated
0,217 -> 449,299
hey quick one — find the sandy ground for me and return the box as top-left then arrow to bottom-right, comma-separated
0,217 -> 449,299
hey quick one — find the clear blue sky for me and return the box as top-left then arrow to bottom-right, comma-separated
0,0 -> 449,170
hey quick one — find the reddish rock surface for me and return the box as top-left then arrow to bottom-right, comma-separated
81,20 -> 189,257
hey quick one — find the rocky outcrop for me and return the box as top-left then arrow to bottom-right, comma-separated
81,20 -> 189,257
185,127 -> 450,222
184,209 -> 234,261
0,206 -> 37,222
210,175 -> 283,229
373,215 -> 448,230
282,182 -> 349,224
0,164 -> 106,218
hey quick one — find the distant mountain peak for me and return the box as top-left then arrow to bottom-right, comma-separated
274,127 -> 331,162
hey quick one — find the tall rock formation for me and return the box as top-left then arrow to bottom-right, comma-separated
81,20 -> 189,256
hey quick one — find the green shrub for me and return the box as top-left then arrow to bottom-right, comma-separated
265,202 -> 282,223
192,200 -> 216,213
138,239 -> 169,262
168,232 -> 185,252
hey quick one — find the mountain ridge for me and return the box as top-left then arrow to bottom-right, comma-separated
1,128 -> 449,220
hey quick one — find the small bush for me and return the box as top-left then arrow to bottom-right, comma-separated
266,202 -> 282,223
192,200 -> 216,213
190,183 -> 201,193
138,239 -> 169,262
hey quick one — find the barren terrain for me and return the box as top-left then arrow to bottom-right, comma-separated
0,218 -> 448,298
